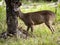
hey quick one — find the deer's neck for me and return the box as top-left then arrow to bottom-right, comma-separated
18,10 -> 24,20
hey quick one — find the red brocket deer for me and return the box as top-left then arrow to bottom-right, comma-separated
11,1 -> 55,34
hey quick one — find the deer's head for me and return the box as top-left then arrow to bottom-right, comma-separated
11,1 -> 22,12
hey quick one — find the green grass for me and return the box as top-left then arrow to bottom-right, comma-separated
0,3 -> 60,45
0,6 -> 6,33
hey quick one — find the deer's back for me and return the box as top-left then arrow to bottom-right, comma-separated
23,10 -> 55,25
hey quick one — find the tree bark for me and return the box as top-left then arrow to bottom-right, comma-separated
5,0 -> 18,35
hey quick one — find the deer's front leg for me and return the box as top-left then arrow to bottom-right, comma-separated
31,26 -> 33,34
27,26 -> 30,32
25,26 -> 30,37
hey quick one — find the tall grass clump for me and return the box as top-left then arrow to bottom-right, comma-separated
0,6 -> 6,33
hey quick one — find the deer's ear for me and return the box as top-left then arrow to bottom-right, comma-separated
18,2 -> 22,6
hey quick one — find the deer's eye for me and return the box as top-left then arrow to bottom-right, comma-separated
15,2 -> 18,4
18,2 -> 22,6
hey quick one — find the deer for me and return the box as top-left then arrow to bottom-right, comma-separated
11,1 -> 56,34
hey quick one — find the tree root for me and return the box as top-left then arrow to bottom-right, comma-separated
0,27 -> 31,39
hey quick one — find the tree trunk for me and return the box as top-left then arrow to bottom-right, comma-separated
5,0 -> 18,35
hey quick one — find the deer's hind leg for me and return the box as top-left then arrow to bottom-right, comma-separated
45,21 -> 55,34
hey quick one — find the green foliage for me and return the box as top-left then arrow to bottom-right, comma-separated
0,6 -> 6,33
58,3 -> 60,8
52,0 -> 57,2
21,0 -> 57,3
0,0 -> 2,2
